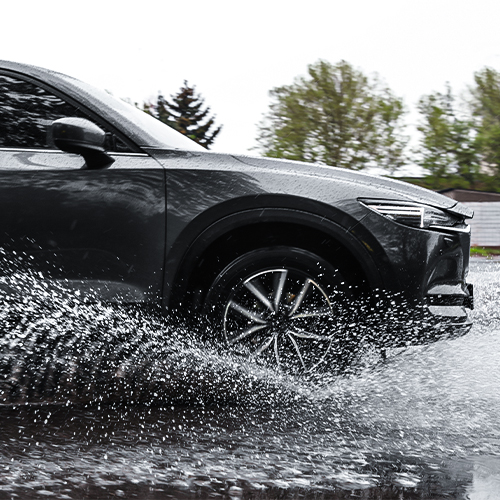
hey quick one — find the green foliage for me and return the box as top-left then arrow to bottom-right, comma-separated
256,60 -> 408,172
145,82 -> 222,149
415,68 -> 500,191
470,246 -> 500,257
470,67 -> 500,177
415,84 -> 480,188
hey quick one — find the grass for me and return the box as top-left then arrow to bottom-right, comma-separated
470,246 -> 500,258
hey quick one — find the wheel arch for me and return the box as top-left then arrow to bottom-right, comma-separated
164,195 -> 389,312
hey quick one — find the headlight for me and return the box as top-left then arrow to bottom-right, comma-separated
359,200 -> 470,233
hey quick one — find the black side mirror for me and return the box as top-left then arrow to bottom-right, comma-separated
49,117 -> 115,169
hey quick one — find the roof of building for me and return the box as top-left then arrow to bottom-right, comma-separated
439,188 -> 500,202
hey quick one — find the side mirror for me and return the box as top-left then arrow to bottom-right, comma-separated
49,117 -> 114,169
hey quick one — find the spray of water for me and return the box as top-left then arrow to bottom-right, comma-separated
0,261 -> 498,497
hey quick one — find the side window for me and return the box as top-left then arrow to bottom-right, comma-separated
0,75 -> 131,152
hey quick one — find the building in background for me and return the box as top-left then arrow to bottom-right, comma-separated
440,189 -> 500,247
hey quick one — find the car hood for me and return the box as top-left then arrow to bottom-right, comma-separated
232,155 -> 474,218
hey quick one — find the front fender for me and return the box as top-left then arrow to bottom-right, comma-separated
163,195 -> 394,309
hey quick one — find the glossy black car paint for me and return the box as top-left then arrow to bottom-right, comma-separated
0,61 -> 473,343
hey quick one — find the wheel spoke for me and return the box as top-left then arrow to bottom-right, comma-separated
273,270 -> 288,311
290,329 -> 331,340
252,333 -> 275,356
286,332 -> 306,370
228,300 -> 267,324
290,308 -> 332,320
244,280 -> 274,312
227,324 -> 268,345
288,279 -> 311,316
273,335 -> 281,369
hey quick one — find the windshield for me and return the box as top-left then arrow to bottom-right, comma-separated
58,73 -> 205,151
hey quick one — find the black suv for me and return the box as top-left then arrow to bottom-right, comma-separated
0,61 -> 473,372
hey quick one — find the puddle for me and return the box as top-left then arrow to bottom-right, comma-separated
0,261 -> 498,498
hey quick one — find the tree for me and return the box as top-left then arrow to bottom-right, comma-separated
256,60 -> 408,172
469,67 -> 500,177
415,84 -> 480,188
145,81 -> 222,149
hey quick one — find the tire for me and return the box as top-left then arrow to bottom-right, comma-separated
202,246 -> 356,373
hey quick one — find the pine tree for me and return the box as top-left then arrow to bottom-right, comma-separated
146,82 -> 222,149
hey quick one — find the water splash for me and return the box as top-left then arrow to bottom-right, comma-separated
0,272 -> 311,408
0,262 -> 498,498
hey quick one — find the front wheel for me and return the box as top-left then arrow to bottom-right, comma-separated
202,247 -> 356,373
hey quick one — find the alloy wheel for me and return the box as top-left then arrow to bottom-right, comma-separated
222,268 -> 335,372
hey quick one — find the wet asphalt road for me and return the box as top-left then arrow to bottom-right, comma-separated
0,259 -> 499,499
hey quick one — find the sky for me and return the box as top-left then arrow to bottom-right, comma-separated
2,0 -> 500,174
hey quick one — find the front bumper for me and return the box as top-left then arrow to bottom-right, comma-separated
353,204 -> 474,345
423,282 -> 474,338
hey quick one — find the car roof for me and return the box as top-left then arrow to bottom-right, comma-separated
0,60 -> 69,84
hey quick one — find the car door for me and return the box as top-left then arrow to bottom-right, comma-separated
0,73 -> 165,303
